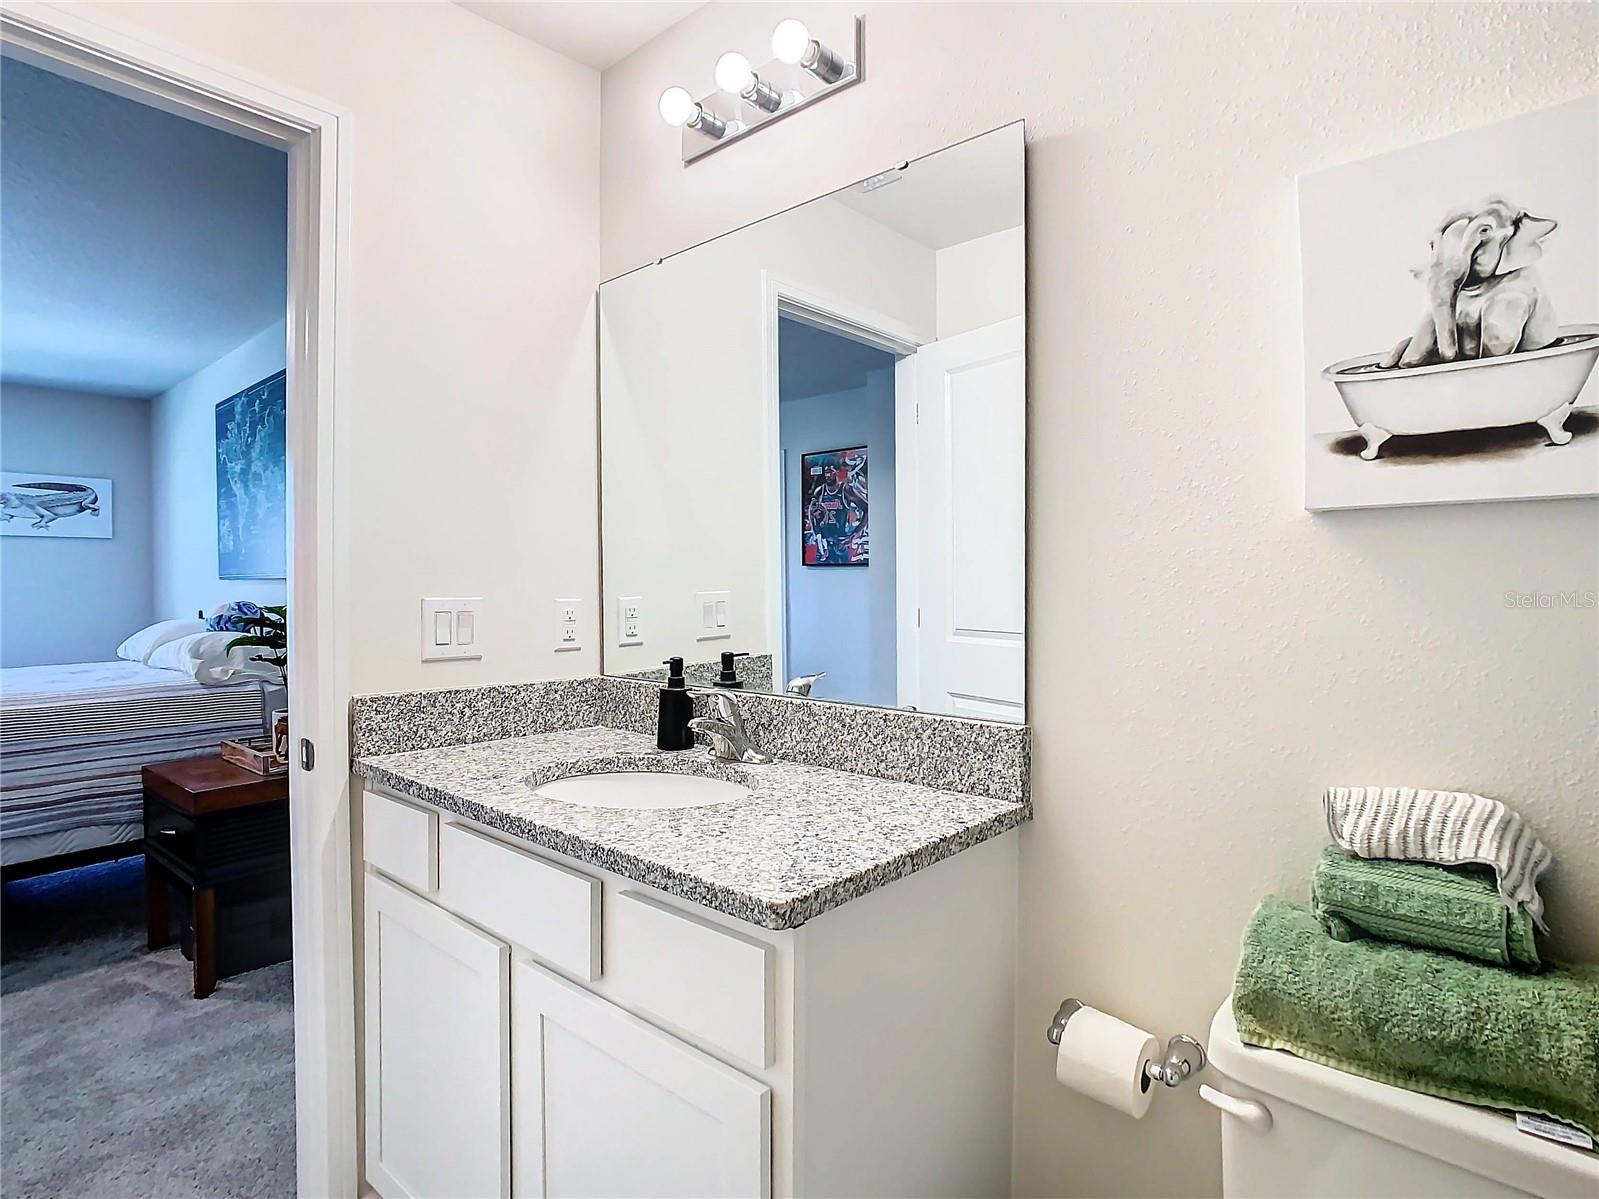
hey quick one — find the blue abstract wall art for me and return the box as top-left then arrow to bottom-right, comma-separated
215,370 -> 286,580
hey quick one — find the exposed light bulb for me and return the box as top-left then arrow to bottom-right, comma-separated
770,18 -> 811,66
714,51 -> 754,97
713,48 -> 783,113
658,86 -> 697,128
771,18 -> 847,83
658,84 -> 729,140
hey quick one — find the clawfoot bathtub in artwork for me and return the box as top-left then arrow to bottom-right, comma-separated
1322,191 -> 1595,460
1324,327 -> 1599,459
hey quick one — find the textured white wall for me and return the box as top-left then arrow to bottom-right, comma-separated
96,0 -> 603,694
599,5 -> 1599,1196
151,320 -> 288,618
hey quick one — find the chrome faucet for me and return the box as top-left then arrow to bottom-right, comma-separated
688,691 -> 773,764
785,671 -> 827,697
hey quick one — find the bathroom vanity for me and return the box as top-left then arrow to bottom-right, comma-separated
352,118 -> 1032,1199
353,716 -> 1027,1199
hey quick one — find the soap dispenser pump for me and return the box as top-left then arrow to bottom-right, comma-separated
656,656 -> 695,751
712,651 -> 748,689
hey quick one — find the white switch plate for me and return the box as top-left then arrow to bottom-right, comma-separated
695,590 -> 731,641
554,597 -> 582,653
617,596 -> 643,647
421,597 -> 483,662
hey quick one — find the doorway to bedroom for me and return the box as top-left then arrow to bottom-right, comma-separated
0,52 -> 298,1196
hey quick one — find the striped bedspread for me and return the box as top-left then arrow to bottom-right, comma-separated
0,661 -> 267,840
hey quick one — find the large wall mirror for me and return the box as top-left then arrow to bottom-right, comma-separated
599,122 -> 1025,721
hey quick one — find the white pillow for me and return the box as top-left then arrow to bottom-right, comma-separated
116,618 -> 207,663
145,631 -> 280,685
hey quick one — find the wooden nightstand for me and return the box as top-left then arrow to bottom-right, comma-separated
142,756 -> 291,999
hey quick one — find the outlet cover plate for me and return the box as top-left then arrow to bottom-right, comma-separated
617,596 -> 643,647
554,597 -> 582,653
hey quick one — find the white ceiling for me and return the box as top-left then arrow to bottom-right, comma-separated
830,127 -> 1024,250
0,55 -> 287,398
456,2 -> 704,70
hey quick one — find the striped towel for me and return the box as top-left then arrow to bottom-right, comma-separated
1322,787 -> 1552,930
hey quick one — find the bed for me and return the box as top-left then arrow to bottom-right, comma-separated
0,660 -> 268,875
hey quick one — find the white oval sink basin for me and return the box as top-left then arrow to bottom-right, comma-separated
533,771 -> 748,810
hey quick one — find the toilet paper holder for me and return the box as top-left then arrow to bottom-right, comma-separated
1046,998 -> 1207,1089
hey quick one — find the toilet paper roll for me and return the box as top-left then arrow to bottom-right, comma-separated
1053,1005 -> 1159,1118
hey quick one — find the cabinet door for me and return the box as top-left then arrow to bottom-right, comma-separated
512,959 -> 771,1199
365,872 -> 510,1199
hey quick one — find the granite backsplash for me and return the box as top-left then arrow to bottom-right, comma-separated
351,674 -> 1028,804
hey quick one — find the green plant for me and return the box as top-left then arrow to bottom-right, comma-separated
225,604 -> 288,688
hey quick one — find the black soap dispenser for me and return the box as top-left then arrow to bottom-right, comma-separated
656,657 -> 695,751
712,651 -> 748,690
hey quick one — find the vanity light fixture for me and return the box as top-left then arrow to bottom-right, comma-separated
661,14 -> 862,165
714,51 -> 783,114
770,19 -> 847,85
658,85 -> 729,140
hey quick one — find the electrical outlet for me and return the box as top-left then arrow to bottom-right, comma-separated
554,597 -> 582,652
617,596 -> 643,647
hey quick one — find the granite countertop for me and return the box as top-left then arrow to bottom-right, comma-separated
354,725 -> 1029,930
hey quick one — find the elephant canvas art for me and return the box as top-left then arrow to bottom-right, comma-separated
1301,97 -> 1598,511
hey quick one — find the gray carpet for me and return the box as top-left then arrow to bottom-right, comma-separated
2,857 -> 296,1198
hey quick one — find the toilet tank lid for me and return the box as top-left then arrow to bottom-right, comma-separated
1208,997 -> 1598,1196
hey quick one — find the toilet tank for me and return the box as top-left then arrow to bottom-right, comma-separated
1207,999 -> 1598,1199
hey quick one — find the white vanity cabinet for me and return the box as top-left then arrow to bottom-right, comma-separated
364,870 -> 511,1199
358,784 -> 1018,1199
513,959 -> 770,1198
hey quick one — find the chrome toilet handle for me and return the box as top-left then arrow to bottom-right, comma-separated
1199,1084 -> 1273,1132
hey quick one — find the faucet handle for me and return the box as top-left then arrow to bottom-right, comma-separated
786,671 -> 827,697
708,690 -> 745,729
689,690 -> 773,764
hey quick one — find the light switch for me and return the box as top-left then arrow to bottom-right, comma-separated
421,597 -> 482,662
695,590 -> 731,641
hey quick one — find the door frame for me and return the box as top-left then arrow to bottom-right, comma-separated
0,3 -> 356,1193
758,273 -> 919,696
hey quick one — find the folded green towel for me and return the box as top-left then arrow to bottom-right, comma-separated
1234,898 -> 1599,1136
1310,848 -> 1540,970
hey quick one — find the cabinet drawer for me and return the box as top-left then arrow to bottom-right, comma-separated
609,890 -> 773,1069
143,799 -> 197,869
438,821 -> 600,981
362,789 -> 437,893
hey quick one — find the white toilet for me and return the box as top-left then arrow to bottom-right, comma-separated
1206,999 -> 1598,1199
